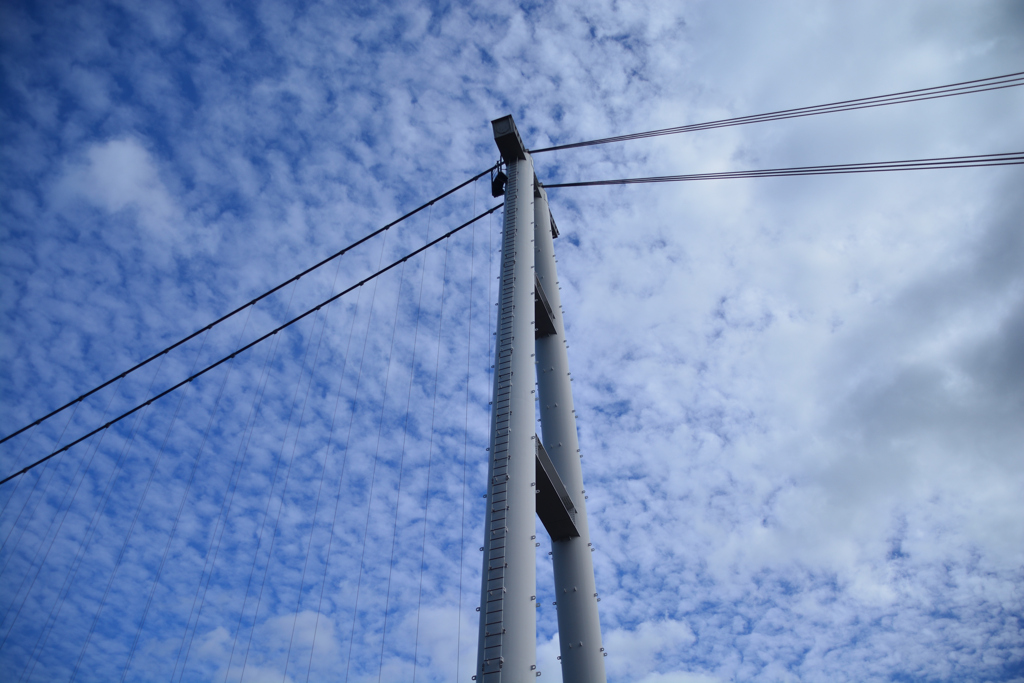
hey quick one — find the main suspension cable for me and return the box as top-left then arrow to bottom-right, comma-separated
0,204 -> 504,488
530,71 -> 1024,153
0,165 -> 498,448
542,152 -> 1024,188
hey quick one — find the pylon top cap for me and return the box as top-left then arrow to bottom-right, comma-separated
492,115 -> 527,162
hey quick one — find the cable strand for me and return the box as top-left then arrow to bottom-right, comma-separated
17,355 -> 168,683
530,71 -> 1024,153
376,196 -> 435,683
411,231 -> 451,683
302,279 -> 367,683
542,153 -> 1024,188
344,227 -> 408,683
1,205 -> 504,488
119,304 -> 257,682
226,310 -> 322,683
0,166 -> 498,448
456,204 -> 477,683
173,280 -> 301,683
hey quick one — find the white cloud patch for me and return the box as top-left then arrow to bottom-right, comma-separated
637,671 -> 724,683
53,137 -> 198,261
604,620 -> 698,681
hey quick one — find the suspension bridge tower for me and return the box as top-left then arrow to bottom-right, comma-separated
475,116 -> 607,683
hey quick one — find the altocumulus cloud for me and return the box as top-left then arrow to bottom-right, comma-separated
1,1 -> 1023,682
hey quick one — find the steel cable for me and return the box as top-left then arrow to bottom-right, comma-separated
238,294 -> 337,683
301,270 -> 370,683
4,385 -> 118,674
223,311 -> 321,683
455,185 -> 479,683
314,213 -> 392,683
279,253 -> 351,683
68,331 -> 211,683
0,406 -> 97,647
0,404 -> 80,577
375,195 -> 437,683
0,205 -> 504,488
344,226 -> 409,683
530,71 -> 1024,153
119,303 -> 257,682
239,229 -> 350,683
0,165 -> 498,449
17,356 -> 166,683
0,434 -> 33,520
542,152 -> 1024,188
411,229 -> 451,683
171,280 -> 300,683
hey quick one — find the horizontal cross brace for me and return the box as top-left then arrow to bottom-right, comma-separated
534,274 -> 557,338
535,438 -> 580,541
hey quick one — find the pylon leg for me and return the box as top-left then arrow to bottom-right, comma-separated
535,187 -> 607,683
475,147 -> 539,683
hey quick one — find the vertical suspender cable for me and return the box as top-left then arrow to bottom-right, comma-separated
0,401 -> 84,623
240,249 -> 349,682
302,282 -> 368,683
119,304 -> 258,682
223,310 -> 321,683
323,244 -> 387,681
8,382 -> 122,679
375,214 -> 436,683
31,352 -> 170,678
68,331 -> 214,683
1,414 -> 108,651
172,280 -> 302,683
17,352 -> 170,683
279,253 -> 350,682
0,434 -> 34,520
345,251 -> 409,683
0,403 -> 81,576
456,184 -> 478,683
411,231 -> 451,683
239,278 -> 341,683
336,225 -> 395,683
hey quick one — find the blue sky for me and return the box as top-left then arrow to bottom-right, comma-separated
1,1 -> 1023,682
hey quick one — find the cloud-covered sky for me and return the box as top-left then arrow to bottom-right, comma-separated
2,1 -> 1022,682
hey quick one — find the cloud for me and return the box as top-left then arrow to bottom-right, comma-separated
604,620 -> 698,681
53,138 -> 187,251
1,1 -> 1022,682
637,672 -> 723,683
